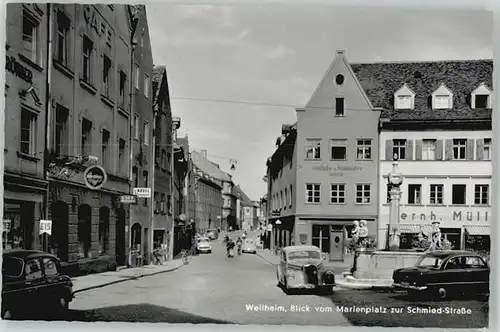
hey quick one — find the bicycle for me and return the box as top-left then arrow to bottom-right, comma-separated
181,248 -> 193,265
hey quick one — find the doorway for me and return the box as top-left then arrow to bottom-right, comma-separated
312,224 -> 330,255
115,208 -> 126,266
330,230 -> 344,261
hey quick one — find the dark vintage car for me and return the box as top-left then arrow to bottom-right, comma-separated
2,250 -> 74,319
276,245 -> 336,294
392,250 -> 490,299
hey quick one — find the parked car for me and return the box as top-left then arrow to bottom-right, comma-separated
2,250 -> 74,319
392,250 -> 490,299
276,245 -> 336,294
242,238 -> 257,254
196,237 -> 212,254
207,229 -> 219,240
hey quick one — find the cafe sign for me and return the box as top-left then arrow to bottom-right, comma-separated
83,165 -> 107,190
400,209 -> 489,223
83,5 -> 113,46
311,164 -> 363,177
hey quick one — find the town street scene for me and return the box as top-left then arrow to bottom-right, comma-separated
1,3 -> 491,329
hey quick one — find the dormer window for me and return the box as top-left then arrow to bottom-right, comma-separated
431,83 -> 453,110
394,84 -> 415,110
471,83 -> 492,109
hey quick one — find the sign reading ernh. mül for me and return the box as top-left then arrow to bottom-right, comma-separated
133,188 -> 151,198
83,165 -> 107,190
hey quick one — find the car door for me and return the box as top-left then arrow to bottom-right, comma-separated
24,258 -> 47,308
464,256 -> 490,294
440,257 -> 465,293
42,257 -> 65,303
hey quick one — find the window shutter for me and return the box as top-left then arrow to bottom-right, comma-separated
406,139 -> 414,160
415,139 -> 423,160
476,139 -> 484,160
385,139 -> 393,160
435,140 -> 443,160
444,139 -> 453,160
466,139 -> 474,160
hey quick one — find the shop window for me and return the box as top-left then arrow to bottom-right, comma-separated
77,204 -> 92,259
3,202 -> 34,252
131,223 -> 142,251
99,207 -> 110,255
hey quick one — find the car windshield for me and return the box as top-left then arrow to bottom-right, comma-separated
2,257 -> 24,277
288,250 -> 320,260
198,238 -> 209,244
245,239 -> 254,244
416,256 -> 444,269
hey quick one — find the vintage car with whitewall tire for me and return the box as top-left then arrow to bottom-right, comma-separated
2,250 -> 74,319
392,250 -> 490,300
196,237 -> 212,254
276,245 -> 336,294
242,238 -> 257,254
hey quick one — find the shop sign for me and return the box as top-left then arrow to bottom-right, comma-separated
133,187 -> 151,198
311,164 -> 363,177
3,219 -> 12,232
120,195 -> 137,204
400,209 -> 489,223
39,220 -> 52,235
83,165 -> 107,190
83,5 -> 113,46
5,55 -> 33,83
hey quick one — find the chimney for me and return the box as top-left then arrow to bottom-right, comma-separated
200,149 -> 207,158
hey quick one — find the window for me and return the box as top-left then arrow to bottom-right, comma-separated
474,184 -> 489,205
305,139 -> 321,159
81,118 -> 92,156
475,95 -> 489,108
118,138 -> 125,175
335,74 -> 344,85
132,166 -> 138,187
465,256 -> 487,268
134,63 -> 140,89
134,114 -> 139,139
284,188 -> 288,207
422,139 -> 437,160
101,130 -> 110,169
453,139 -> 467,160
396,95 -> 412,109
54,105 -> 68,156
355,184 -> 371,204
119,71 -> 127,108
20,109 -> 37,155
143,121 -> 150,145
305,183 -> 321,203
102,55 -> 112,97
392,139 -> 406,160
82,36 -> 93,83
429,184 -> 443,205
161,149 -> 167,169
452,184 -> 466,205
160,193 -> 166,213
280,191 -> 284,208
483,138 -> 491,160
56,11 -> 70,66
25,259 -> 43,281
434,95 -> 450,109
356,139 -> 372,160
2,257 -> 24,278
312,225 -> 330,253
330,184 -> 346,204
22,11 -> 38,63
289,185 -> 293,207
335,98 -> 344,116
331,139 -> 347,160
408,184 -> 422,205
42,258 -> 58,277
144,73 -> 150,98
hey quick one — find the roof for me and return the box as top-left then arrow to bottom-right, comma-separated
152,65 -> 169,110
283,245 -> 320,252
236,186 -> 253,206
3,250 -> 57,260
350,59 -> 493,122
191,150 -> 231,182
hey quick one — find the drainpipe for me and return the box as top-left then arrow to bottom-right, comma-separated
169,126 -> 176,260
149,111 -> 156,262
42,3 -> 53,252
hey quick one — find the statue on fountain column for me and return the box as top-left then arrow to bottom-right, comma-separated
427,221 -> 443,252
388,153 -> 404,250
358,220 -> 369,247
351,220 -> 360,245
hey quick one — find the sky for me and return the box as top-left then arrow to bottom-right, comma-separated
145,5 -> 493,201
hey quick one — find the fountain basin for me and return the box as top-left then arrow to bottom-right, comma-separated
353,250 -> 425,279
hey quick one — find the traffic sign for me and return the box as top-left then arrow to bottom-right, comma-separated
40,220 -> 52,236
133,188 -> 151,198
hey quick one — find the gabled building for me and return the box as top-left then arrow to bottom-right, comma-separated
369,59 -> 493,250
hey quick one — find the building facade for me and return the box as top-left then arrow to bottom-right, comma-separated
44,4 -> 135,274
151,65 -> 174,258
129,5 -> 154,265
374,60 -> 493,251
3,3 -> 49,253
267,50 -> 381,262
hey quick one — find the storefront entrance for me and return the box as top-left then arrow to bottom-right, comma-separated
330,229 -> 344,261
3,201 -> 35,251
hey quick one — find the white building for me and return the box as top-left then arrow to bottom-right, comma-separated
368,60 -> 493,251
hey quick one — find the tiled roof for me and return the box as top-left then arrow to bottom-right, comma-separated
152,65 -> 170,110
236,186 -> 253,206
191,151 -> 231,182
350,59 -> 493,121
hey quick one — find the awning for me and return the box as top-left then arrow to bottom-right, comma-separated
464,225 -> 490,236
398,224 -> 433,234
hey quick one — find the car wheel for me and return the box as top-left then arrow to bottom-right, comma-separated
437,287 -> 448,300
58,296 -> 69,311
2,308 -> 13,320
